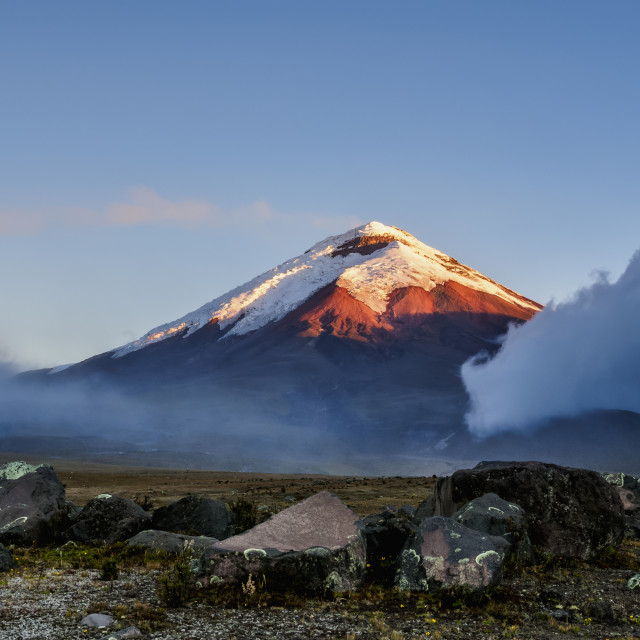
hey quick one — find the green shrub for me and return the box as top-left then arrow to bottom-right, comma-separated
100,557 -> 118,581
157,556 -> 194,607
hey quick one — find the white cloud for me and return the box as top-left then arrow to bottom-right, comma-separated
461,250 -> 640,436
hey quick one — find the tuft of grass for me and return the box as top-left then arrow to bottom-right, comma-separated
157,556 -> 195,607
228,497 -> 258,534
100,557 -> 118,581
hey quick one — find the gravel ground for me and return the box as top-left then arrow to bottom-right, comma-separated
2,555 -> 640,640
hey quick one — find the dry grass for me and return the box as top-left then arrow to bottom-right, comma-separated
0,451 -> 435,516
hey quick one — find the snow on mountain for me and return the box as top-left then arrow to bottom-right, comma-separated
114,221 -> 540,358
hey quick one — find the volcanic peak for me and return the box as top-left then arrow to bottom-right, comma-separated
113,221 -> 541,358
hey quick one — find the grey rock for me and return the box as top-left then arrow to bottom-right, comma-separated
0,542 -> 17,571
128,529 -> 218,554
80,613 -> 114,628
199,491 -> 366,594
583,599 -> 621,622
69,495 -> 151,544
0,461 -> 66,545
152,495 -> 232,539
395,516 -> 508,591
625,516 -> 640,540
414,494 -> 436,523
99,626 -> 143,639
628,573 -> 640,590
433,461 -> 625,559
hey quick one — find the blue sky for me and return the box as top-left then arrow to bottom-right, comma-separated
1,1 -> 639,368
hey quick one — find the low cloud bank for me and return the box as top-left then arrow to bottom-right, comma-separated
462,250 -> 640,437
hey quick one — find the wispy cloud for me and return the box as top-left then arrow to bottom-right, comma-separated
0,187 -> 275,236
0,188 -> 365,240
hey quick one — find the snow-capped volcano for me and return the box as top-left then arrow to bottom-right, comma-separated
115,221 -> 540,357
22,220 -> 616,475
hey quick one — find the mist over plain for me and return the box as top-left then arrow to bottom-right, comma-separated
462,250 -> 640,436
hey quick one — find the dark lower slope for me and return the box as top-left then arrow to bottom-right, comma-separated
8,282 -> 636,474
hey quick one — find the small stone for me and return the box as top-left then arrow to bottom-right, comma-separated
628,573 -> 640,590
99,626 -> 143,639
80,613 -> 115,628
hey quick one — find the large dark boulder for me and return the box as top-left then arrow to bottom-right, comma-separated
199,491 -> 366,594
68,494 -> 151,544
152,495 -> 232,539
395,516 -> 508,591
363,507 -> 415,563
0,461 -> 66,545
433,461 -> 625,559
128,530 -> 218,554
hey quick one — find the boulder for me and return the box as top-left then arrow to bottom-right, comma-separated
0,542 -> 16,571
0,461 -> 66,545
128,530 -> 218,554
199,491 -> 366,594
452,493 -> 531,559
433,461 -> 625,559
68,495 -> 151,544
151,495 -> 232,539
603,472 -> 640,539
363,507 -> 414,560
602,472 -> 640,513
414,494 -> 436,523
395,516 -> 508,591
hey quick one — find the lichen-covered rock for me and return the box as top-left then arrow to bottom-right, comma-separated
452,493 -> 531,559
433,461 -> 625,559
68,495 -> 151,544
128,530 -> 218,554
395,516 -> 508,591
198,491 -> 366,594
0,461 -> 66,545
603,472 -> 640,536
0,542 -> 16,571
151,495 -> 232,539
629,574 -> 640,590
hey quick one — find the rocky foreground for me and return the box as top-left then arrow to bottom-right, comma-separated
1,460 -> 639,639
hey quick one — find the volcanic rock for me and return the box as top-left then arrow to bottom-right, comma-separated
0,542 -> 16,571
395,516 -> 508,591
151,495 -> 232,539
128,530 -> 218,554
433,461 -> 625,559
0,461 -> 66,545
68,494 -> 151,545
362,507 -> 415,560
198,491 -> 366,594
